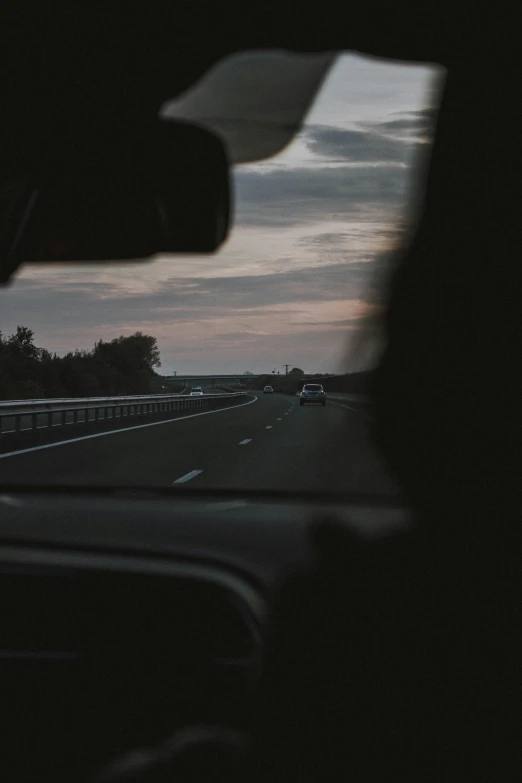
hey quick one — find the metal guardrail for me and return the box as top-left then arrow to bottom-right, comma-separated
0,393 -> 187,414
0,392 -> 248,437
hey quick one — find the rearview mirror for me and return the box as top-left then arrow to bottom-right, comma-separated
0,120 -> 231,283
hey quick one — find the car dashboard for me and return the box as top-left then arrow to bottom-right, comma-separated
0,488 -> 408,782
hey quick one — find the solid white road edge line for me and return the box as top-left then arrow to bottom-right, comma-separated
327,400 -> 356,412
173,469 -> 203,484
0,395 -> 258,460
327,399 -> 375,422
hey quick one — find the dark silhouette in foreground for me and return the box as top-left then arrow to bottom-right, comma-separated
2,2 -> 517,781
95,49 -> 521,783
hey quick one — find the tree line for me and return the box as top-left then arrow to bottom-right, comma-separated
0,326 -> 161,400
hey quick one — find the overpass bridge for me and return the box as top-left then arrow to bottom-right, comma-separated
163,374 -> 261,388
163,374 -> 339,387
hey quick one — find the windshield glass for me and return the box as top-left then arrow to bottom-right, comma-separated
0,54 -> 440,496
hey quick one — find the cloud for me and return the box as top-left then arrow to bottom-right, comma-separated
231,108 -> 435,229
234,164 -> 409,227
298,224 -> 401,250
304,125 -> 422,164
2,252 -> 393,347
295,107 -> 435,173
293,313 -> 381,329
366,107 -> 437,138
0,55 -> 435,375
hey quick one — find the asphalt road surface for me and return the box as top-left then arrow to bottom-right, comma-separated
0,393 -> 398,496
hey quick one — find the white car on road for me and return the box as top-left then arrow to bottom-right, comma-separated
263,385 -> 274,394
190,387 -> 203,396
300,383 -> 326,406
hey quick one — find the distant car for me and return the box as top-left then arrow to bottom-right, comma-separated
190,387 -> 203,396
300,383 -> 326,406
263,385 -> 274,394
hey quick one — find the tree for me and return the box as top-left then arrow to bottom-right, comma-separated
290,367 -> 304,375
0,326 -> 163,400
92,332 -> 161,395
7,326 -> 38,359
0,326 -> 46,399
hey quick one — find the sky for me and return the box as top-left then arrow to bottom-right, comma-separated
0,54 -> 440,375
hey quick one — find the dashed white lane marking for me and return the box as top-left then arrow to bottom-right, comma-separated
239,439 -> 252,445
265,425 -> 273,429
173,469 -> 203,484
0,395 -> 258,460
277,417 -> 282,420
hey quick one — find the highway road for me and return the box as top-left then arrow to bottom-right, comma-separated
0,393 -> 399,496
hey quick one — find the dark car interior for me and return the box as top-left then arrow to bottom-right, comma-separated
0,3 -> 520,782
1,544 -> 261,781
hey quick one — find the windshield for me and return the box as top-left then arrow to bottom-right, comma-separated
0,54 -> 440,497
